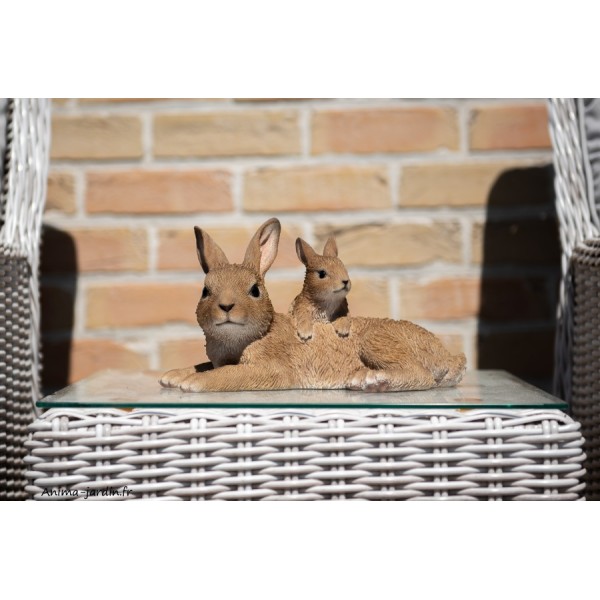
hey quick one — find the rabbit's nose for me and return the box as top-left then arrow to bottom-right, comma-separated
219,303 -> 235,313
342,280 -> 349,287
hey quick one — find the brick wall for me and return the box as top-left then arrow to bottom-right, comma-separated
41,98 -> 558,392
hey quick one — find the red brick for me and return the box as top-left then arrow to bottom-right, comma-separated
51,115 -> 143,160
86,170 -> 232,214
315,222 -> 462,267
400,279 -> 480,320
244,166 -> 390,212
469,104 -> 551,150
46,172 -> 76,213
400,277 -> 552,321
312,107 -> 459,154
154,110 -> 300,157
41,227 -> 148,273
400,162 -> 553,207
86,283 -> 200,329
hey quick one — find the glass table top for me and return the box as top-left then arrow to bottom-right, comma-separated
37,369 -> 568,410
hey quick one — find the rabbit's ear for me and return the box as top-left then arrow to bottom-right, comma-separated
295,238 -> 319,266
322,236 -> 338,258
243,218 -> 281,276
194,226 -> 230,274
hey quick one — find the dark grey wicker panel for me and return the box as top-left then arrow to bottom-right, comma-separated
572,239 -> 600,499
0,248 -> 34,499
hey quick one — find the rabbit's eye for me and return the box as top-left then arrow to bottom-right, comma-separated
318,270 -> 327,279
201,286 -> 210,299
249,284 -> 260,298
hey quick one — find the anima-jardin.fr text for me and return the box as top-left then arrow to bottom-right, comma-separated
40,486 -> 133,499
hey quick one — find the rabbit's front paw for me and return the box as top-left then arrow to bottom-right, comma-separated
180,374 -> 206,392
334,317 -> 351,338
296,324 -> 314,342
160,367 -> 195,388
347,368 -> 390,392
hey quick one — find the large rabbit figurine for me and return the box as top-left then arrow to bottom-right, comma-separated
160,218 -> 466,392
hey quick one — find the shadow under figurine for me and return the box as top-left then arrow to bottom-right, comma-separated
159,218 -> 466,392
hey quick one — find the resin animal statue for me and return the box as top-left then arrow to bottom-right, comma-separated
159,218 -> 466,393
289,236 -> 351,341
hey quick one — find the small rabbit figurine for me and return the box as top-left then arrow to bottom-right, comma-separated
289,236 -> 351,341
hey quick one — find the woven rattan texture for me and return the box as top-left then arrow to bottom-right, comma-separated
572,240 -> 600,499
548,99 -> 600,499
0,249 -> 34,499
548,99 -> 599,402
24,408 -> 585,500
0,99 -> 51,405
0,99 -> 50,498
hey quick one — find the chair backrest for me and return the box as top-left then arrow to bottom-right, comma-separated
0,99 -> 7,188
0,98 -> 50,499
549,98 -> 600,498
0,99 -> 51,403
548,98 -> 600,400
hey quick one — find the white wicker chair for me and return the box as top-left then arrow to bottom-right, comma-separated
19,100 -> 588,501
548,98 -> 600,499
0,98 -> 51,499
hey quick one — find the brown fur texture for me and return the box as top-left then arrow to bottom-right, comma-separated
160,219 -> 466,393
289,237 -> 351,340
193,222 -> 277,368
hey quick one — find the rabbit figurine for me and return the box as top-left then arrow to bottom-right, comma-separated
160,218 -> 466,393
289,236 -> 351,341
